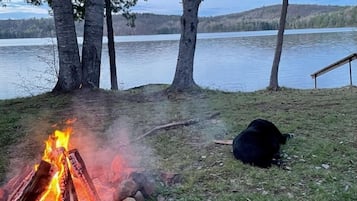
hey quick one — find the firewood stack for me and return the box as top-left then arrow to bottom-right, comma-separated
1,148 -> 101,201
0,125 -> 156,201
0,152 -> 155,201
6,160 -> 52,201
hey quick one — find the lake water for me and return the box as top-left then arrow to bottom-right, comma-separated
1,27 -> 357,100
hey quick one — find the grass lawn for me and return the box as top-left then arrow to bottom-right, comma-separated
0,85 -> 356,200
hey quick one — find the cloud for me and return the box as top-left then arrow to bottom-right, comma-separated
134,0 -> 182,15
1,0 -> 356,19
0,0 -> 49,17
134,0 -> 356,16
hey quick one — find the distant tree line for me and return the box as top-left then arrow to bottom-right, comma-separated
0,18 -> 55,38
289,6 -> 357,29
0,4 -> 356,39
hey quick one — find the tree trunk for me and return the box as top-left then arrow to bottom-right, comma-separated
52,0 -> 82,92
269,0 -> 288,91
82,0 -> 104,88
168,0 -> 201,92
105,0 -> 119,90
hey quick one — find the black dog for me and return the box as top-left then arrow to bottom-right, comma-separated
232,119 -> 292,168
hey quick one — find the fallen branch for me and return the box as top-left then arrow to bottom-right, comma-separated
129,112 -> 220,144
213,140 -> 233,145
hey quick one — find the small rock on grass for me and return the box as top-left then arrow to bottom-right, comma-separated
122,198 -> 136,201
129,172 -> 155,197
160,172 -> 182,186
113,179 -> 139,201
321,164 -> 330,169
134,191 -> 145,201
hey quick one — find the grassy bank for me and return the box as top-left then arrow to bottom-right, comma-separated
0,85 -> 356,200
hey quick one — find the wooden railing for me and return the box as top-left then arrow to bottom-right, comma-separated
311,53 -> 357,88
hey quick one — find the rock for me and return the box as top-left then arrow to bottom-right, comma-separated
262,190 -> 268,195
157,195 -> 168,201
134,191 -> 145,201
160,172 -> 182,186
287,192 -> 294,198
129,172 -> 155,198
345,185 -> 350,191
113,179 -> 139,201
321,164 -> 330,169
122,198 -> 136,201
157,195 -> 166,201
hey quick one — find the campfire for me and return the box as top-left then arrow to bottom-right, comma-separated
1,121 -> 155,201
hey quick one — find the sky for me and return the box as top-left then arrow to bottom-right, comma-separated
0,0 -> 356,19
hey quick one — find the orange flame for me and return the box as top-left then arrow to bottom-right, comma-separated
37,127 -> 72,201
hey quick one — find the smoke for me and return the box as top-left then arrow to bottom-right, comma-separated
68,116 -> 158,201
70,116 -> 156,184
65,91 -> 157,188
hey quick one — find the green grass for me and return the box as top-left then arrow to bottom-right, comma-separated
0,85 -> 356,200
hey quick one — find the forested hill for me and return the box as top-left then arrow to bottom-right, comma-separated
1,4 -> 356,39
198,4 -> 356,32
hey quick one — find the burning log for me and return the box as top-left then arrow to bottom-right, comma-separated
67,149 -> 101,201
61,168 -> 79,201
7,160 -> 52,201
0,165 -> 33,200
5,126 -> 104,201
60,149 -> 79,201
6,149 -> 100,201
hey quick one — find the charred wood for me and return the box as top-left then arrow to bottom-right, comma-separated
7,160 -> 52,201
60,151 -> 78,201
67,149 -> 101,201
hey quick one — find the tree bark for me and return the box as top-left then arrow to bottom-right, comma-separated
82,0 -> 104,88
52,0 -> 82,92
269,0 -> 288,91
105,0 -> 119,90
168,0 -> 202,92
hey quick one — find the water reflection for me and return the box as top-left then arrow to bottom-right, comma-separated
1,28 -> 357,99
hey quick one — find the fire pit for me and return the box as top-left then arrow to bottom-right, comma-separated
1,121 -> 155,201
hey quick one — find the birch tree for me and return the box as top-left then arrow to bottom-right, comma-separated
269,0 -> 288,91
51,0 -> 82,92
81,0 -> 105,88
168,0 -> 202,92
